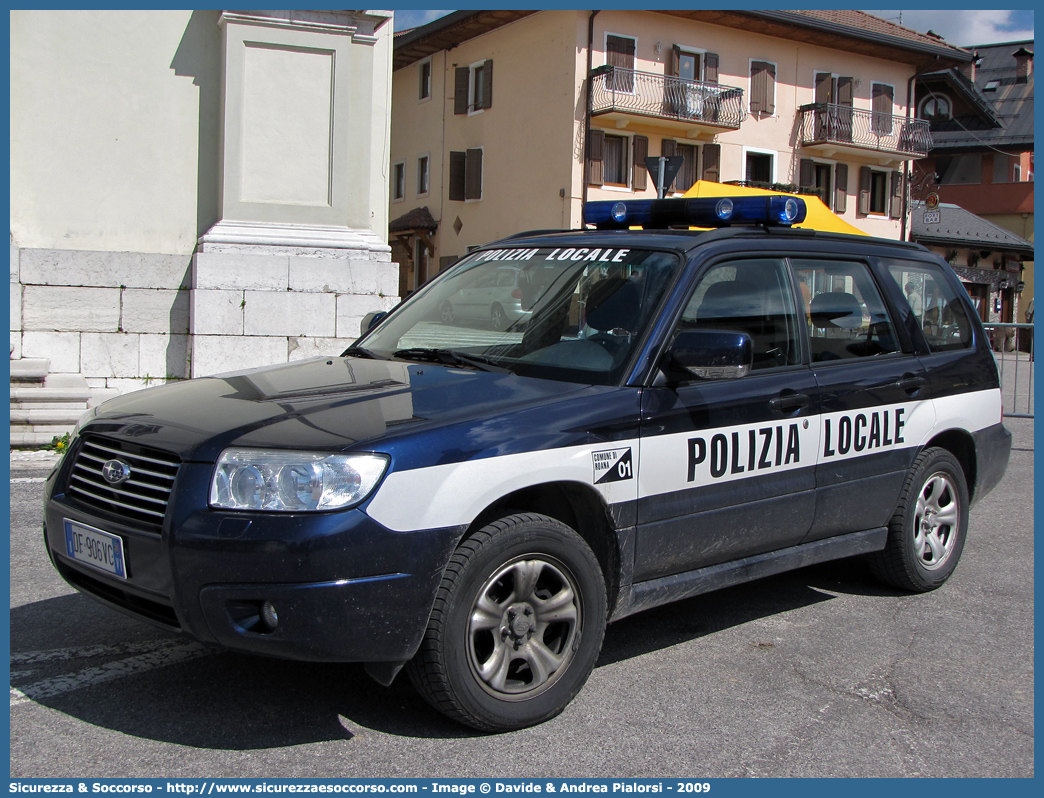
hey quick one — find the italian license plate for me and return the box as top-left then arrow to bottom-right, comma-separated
64,519 -> 127,580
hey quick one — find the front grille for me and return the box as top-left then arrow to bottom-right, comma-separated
66,436 -> 181,529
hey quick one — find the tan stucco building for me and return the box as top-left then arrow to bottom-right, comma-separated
388,10 -> 972,294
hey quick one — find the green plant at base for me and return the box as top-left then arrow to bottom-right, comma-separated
49,432 -> 71,453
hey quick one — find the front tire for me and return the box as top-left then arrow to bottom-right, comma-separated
871,447 -> 969,592
408,513 -> 607,732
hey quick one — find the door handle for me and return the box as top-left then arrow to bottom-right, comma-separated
769,391 -> 810,412
896,374 -> 927,395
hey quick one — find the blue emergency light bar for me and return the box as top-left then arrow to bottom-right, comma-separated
583,195 -> 807,230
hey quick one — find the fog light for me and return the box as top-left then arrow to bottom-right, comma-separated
260,600 -> 279,631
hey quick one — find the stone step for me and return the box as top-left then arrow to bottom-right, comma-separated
11,423 -> 75,435
10,408 -> 87,425
43,373 -> 91,390
9,358 -> 51,382
10,387 -> 92,405
11,431 -> 68,449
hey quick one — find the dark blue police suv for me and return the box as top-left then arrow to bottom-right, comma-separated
44,196 -> 1011,731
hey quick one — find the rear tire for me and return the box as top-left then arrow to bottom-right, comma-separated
407,513 -> 607,732
870,447 -> 968,592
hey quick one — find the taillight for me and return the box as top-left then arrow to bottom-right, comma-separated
512,288 -> 522,299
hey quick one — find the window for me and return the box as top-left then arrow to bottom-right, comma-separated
886,260 -> 974,351
744,150 -> 774,184
454,60 -> 493,114
800,159 -> 848,213
606,34 -> 636,92
679,259 -> 801,371
604,134 -> 629,186
793,259 -> 900,362
449,149 -> 482,201
676,144 -> 697,193
587,131 -> 633,189
869,171 -> 887,214
749,60 -> 776,114
662,140 -> 697,193
419,59 -> 432,101
859,167 -> 901,217
417,155 -> 430,196
814,72 -> 854,142
392,161 -> 405,202
918,94 -> 952,122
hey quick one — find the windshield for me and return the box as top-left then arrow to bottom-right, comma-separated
358,245 -> 683,384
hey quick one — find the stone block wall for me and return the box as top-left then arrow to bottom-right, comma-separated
12,241 -> 400,393
12,247 -> 193,394
189,246 -> 398,378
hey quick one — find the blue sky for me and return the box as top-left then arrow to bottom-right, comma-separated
392,8 -> 1034,47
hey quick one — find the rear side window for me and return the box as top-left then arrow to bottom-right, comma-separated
679,258 -> 801,370
886,260 -> 974,352
792,259 -> 900,362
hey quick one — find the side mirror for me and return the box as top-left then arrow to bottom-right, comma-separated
666,329 -> 753,380
360,311 -> 388,336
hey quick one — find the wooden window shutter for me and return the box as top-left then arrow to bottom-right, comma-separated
702,143 -> 720,183
454,67 -> 470,115
465,148 -> 483,200
750,61 -> 775,114
873,83 -> 893,114
661,139 -> 677,157
764,62 -> 775,114
834,163 -> 848,213
704,52 -> 719,83
668,45 -> 681,77
480,60 -> 493,110
607,35 -> 635,70
632,136 -> 649,191
889,170 -> 903,219
837,76 -> 854,107
858,166 -> 871,215
815,72 -> 832,104
872,83 -> 893,135
799,159 -> 815,188
587,129 -> 605,186
449,152 -> 467,201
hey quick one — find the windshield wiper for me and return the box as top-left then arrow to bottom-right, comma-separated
392,348 -> 511,373
341,345 -> 388,360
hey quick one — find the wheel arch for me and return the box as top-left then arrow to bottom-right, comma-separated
923,428 -> 978,501
467,480 -> 623,616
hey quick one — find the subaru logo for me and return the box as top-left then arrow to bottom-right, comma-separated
101,459 -> 132,485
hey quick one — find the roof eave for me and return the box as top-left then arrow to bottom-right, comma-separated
741,11 -> 973,67
913,234 -> 1034,258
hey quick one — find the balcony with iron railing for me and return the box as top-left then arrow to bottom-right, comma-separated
590,65 -> 745,132
798,103 -> 932,159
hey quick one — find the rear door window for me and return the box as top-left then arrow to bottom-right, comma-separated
885,260 -> 975,352
793,259 -> 900,362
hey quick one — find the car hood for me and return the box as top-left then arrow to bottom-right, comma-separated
79,356 -> 594,461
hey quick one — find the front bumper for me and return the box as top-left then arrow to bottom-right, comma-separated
44,456 -> 462,663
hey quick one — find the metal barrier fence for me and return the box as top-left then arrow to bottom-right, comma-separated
984,322 -> 1033,419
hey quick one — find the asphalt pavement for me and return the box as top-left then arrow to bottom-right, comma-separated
8,417 -> 1034,778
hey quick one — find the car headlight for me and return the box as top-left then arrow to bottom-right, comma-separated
210,449 -> 389,512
